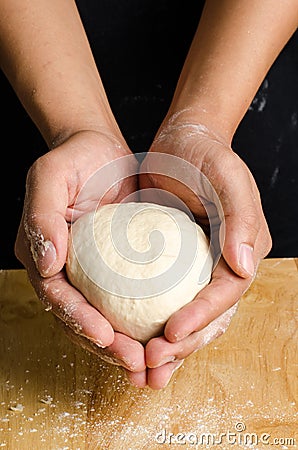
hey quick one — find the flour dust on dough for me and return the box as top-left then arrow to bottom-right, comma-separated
66,202 -> 213,344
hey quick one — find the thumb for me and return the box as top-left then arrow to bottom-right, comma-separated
221,208 -> 258,279
25,211 -> 68,277
216,162 -> 267,279
22,162 -> 69,277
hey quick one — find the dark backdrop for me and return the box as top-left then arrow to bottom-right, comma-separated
1,0 -> 297,268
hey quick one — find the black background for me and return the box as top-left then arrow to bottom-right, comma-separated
1,0 -> 297,269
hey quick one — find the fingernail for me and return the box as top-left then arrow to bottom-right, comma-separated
171,359 -> 184,374
97,353 -> 123,366
88,338 -> 107,349
239,243 -> 254,277
172,331 -> 187,342
163,360 -> 184,388
30,238 -> 56,276
154,356 -> 176,368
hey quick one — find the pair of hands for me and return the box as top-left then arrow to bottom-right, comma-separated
15,115 -> 272,390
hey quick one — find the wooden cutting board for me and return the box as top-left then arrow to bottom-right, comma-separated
0,258 -> 297,449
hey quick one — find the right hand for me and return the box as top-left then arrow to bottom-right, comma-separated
15,130 -> 147,383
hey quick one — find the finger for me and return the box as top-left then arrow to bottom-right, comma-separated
20,156 -> 70,277
146,304 -> 237,367
215,153 -> 272,278
31,268 -> 115,347
103,333 -> 146,372
58,318 -> 146,372
147,360 -> 184,390
55,316 -> 112,356
125,369 -> 148,388
164,257 -> 249,342
38,269 -> 145,369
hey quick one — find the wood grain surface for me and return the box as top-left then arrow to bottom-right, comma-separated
0,258 -> 297,449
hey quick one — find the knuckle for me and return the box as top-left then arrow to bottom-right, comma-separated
14,240 -> 23,264
27,151 -> 61,187
26,155 -> 44,182
14,225 -> 28,266
238,208 -> 261,235
260,227 -> 273,257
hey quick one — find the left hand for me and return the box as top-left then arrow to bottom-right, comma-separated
133,113 -> 271,389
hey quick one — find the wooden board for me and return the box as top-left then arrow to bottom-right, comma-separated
0,258 -> 297,449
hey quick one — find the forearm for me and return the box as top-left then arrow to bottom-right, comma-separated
168,0 -> 298,143
0,0 -> 120,147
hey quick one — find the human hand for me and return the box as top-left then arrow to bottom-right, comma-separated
138,112 -> 272,389
15,130 -> 146,377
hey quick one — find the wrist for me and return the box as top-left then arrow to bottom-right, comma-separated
20,79 -> 124,149
161,99 -> 235,148
47,105 -> 124,150
164,0 -> 298,147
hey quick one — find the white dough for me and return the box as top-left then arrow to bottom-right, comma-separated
66,202 -> 213,344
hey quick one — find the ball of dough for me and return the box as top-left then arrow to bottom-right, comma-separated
66,202 -> 213,344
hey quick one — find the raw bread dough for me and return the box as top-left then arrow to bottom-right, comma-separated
66,202 -> 213,344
